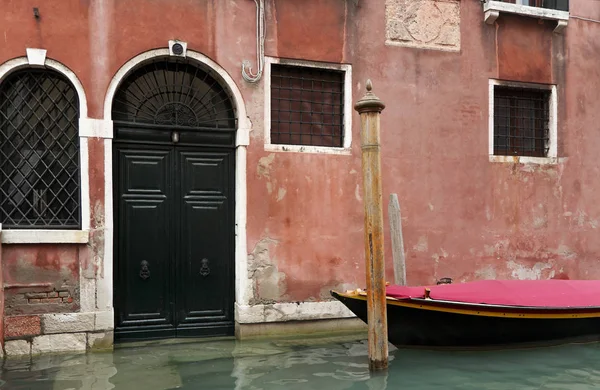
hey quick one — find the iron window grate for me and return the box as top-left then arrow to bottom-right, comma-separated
494,86 -> 550,158
0,69 -> 81,229
112,58 -> 237,130
271,64 -> 345,148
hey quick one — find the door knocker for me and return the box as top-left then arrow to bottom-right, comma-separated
200,258 -> 210,277
139,260 -> 150,280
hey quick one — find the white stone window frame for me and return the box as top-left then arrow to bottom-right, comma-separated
264,56 -> 352,155
0,49 -> 92,244
488,79 -> 558,165
483,1 -> 569,33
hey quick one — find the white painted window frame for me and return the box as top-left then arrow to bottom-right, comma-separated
0,50 -> 91,244
483,1 -> 569,33
264,56 -> 352,155
488,79 -> 558,165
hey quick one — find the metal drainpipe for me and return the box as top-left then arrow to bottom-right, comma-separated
242,0 -> 265,83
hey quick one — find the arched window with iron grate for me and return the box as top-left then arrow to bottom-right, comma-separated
0,69 -> 81,228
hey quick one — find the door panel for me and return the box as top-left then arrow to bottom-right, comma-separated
177,150 -> 234,332
115,147 -> 175,337
114,142 -> 235,340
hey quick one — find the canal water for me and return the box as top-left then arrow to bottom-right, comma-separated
1,333 -> 600,389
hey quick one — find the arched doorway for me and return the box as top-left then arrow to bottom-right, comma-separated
112,57 -> 236,340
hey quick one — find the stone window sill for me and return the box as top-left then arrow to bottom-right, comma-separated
483,1 -> 569,33
489,155 -> 562,165
264,144 -> 352,156
0,228 -> 90,244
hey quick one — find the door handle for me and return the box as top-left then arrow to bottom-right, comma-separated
172,131 -> 179,143
139,260 -> 150,280
200,258 -> 210,277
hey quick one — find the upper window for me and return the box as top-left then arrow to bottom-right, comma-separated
483,0 -> 569,33
497,0 -> 568,11
0,69 -> 80,229
269,63 -> 346,149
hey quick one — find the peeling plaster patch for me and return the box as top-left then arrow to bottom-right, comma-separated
483,245 -> 495,257
507,261 -> 551,280
349,169 -> 357,175
485,205 -> 492,221
257,154 -> 275,179
414,236 -> 428,252
575,210 -> 587,227
428,203 -> 434,211
533,216 -> 547,229
247,237 -> 287,304
520,164 -> 536,173
355,184 -> 362,201
475,265 -> 497,280
276,187 -> 287,202
556,245 -> 576,260
266,182 -> 273,194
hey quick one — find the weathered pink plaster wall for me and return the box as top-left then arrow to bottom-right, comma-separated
0,0 -> 599,311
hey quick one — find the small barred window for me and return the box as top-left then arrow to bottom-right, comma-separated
270,64 -> 345,148
493,86 -> 550,158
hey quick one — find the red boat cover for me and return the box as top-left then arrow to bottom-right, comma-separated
385,280 -> 600,308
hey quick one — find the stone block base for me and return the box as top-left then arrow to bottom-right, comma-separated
3,330 -> 114,358
235,317 -> 367,340
2,310 -> 114,358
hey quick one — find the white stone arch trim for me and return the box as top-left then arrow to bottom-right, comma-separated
0,55 -> 91,243
99,48 -> 252,318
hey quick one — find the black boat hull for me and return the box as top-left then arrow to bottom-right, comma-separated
331,291 -> 600,348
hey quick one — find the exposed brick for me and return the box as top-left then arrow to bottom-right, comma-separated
64,297 -> 74,303
5,315 -> 42,339
58,292 -> 70,298
47,292 -> 59,298
29,299 -> 41,304
25,293 -> 48,299
40,298 -> 62,304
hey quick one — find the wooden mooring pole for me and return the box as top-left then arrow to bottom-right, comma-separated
355,80 -> 389,371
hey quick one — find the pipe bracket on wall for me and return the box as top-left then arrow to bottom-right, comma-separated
241,0 -> 265,83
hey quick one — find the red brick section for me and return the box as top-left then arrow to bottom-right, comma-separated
5,315 -> 41,339
25,290 -> 72,304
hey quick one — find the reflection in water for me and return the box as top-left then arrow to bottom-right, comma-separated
1,335 -> 600,389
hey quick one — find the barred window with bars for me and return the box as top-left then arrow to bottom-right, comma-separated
270,64 -> 345,148
0,69 -> 80,229
493,86 -> 551,158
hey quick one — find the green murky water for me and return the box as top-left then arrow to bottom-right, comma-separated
2,334 -> 600,389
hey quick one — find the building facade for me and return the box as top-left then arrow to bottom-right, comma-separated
0,0 -> 594,356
